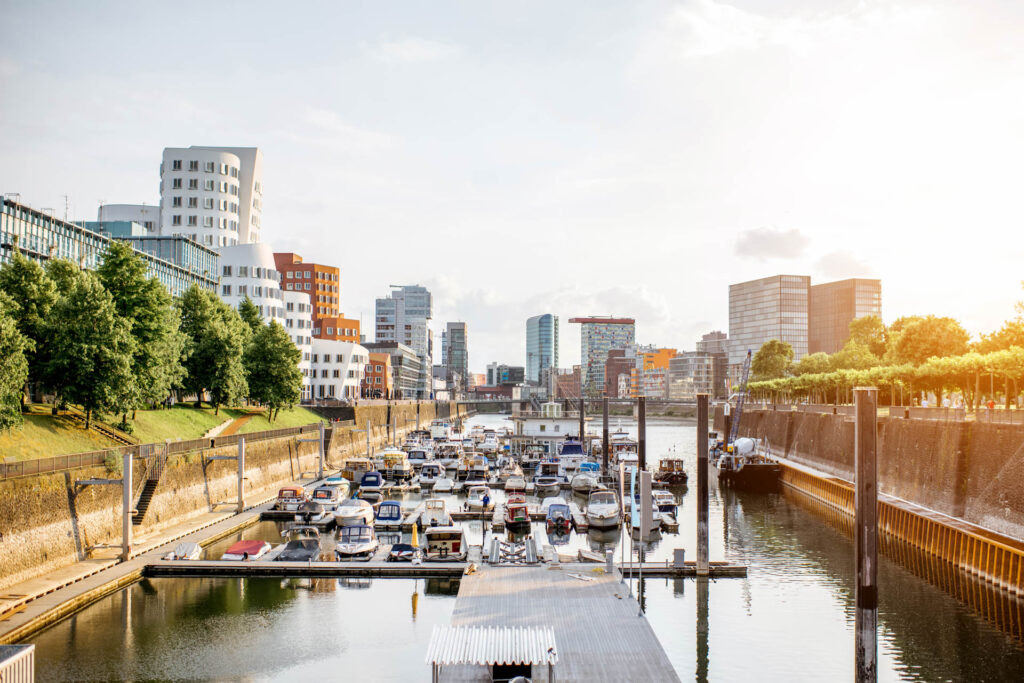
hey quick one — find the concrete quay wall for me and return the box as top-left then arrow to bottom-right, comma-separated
717,407 -> 1024,541
0,401 -> 467,594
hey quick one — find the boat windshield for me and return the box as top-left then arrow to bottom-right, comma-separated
278,489 -> 302,498
591,492 -> 615,505
549,504 -> 569,515
469,488 -> 487,498
340,526 -> 372,543
313,489 -> 336,500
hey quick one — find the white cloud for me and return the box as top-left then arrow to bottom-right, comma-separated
815,250 -> 874,280
364,36 -> 462,64
734,227 -> 809,261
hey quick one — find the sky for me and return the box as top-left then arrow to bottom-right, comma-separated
2,0 -> 1023,373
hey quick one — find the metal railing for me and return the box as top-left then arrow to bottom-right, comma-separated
0,423 -> 322,480
0,644 -> 34,682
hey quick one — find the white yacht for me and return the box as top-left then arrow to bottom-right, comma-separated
334,498 -> 375,527
335,524 -> 379,561
465,485 -> 494,512
586,489 -> 621,529
421,498 -> 452,527
419,462 -> 445,489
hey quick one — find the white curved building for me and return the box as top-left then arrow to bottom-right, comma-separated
284,289 -> 314,401
97,203 -> 161,233
216,243 -> 283,324
310,339 -> 368,400
160,146 -> 264,246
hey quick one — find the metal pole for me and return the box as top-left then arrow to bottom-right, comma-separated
366,419 -> 371,456
237,438 -> 246,513
855,387 -> 878,682
697,393 -> 709,576
638,396 -> 646,471
122,452 -> 132,561
696,576 -> 710,683
602,397 -> 609,476
318,422 -> 325,479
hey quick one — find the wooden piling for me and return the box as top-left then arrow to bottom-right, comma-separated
854,387 -> 878,682
638,396 -> 647,472
602,397 -> 609,476
697,393 -> 709,576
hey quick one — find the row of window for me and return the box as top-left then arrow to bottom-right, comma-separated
285,270 -> 339,282
170,215 -> 237,230
171,196 -> 239,213
222,265 -> 279,279
169,177 -> 240,195
170,160 -> 239,177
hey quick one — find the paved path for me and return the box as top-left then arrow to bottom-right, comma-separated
220,413 -> 254,436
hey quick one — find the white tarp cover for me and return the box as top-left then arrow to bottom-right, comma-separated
426,625 -> 558,666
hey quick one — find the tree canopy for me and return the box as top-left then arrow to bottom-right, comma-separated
0,293 -> 29,432
244,320 -> 303,420
889,315 -> 970,366
751,339 -> 793,380
0,250 -> 56,407
177,285 -> 250,413
238,296 -> 263,335
848,315 -> 887,358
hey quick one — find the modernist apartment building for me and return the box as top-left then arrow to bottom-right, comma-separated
216,243 -> 285,324
443,322 -> 468,392
160,146 -> 264,246
668,352 -> 718,401
309,339 -> 368,400
361,352 -> 393,398
97,203 -> 160,232
282,290 -> 314,400
569,316 -> 636,396
526,314 -> 559,384
375,285 -> 432,398
604,347 -> 636,398
630,347 -> 677,398
274,252 -> 360,343
728,275 -> 810,367
0,198 -> 217,296
364,341 -> 422,399
808,278 -> 882,354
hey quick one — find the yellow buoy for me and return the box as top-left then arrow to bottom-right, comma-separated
411,524 -> 419,548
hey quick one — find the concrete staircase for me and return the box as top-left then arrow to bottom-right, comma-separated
132,454 -> 166,525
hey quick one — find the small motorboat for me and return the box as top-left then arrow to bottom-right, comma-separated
505,475 -> 527,493
433,476 -> 455,493
341,458 -> 374,486
360,471 -> 384,493
274,486 -> 306,511
655,458 -> 688,486
419,462 -> 445,488
570,472 -> 598,494
323,476 -> 352,498
504,498 -> 531,529
294,500 -> 329,524
334,498 -> 375,527
497,458 -> 524,483
274,526 -> 322,562
387,543 -> 421,562
376,500 -> 404,527
163,541 -> 201,561
586,490 -> 621,529
468,455 -> 490,481
464,485 -> 494,512
421,499 -> 452,527
535,475 -> 561,497
309,484 -> 346,511
653,490 -> 678,516
423,526 -> 467,562
545,500 -> 572,534
221,539 -> 271,561
379,447 -> 414,483
407,447 -> 432,472
335,524 -> 379,561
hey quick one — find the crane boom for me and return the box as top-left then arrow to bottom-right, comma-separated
728,350 -> 752,446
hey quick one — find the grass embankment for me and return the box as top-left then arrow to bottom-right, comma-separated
0,407 -> 120,461
234,406 -> 324,435
129,404 -> 247,444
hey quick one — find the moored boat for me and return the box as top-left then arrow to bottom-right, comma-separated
334,524 -> 378,561
655,457 -> 688,486
423,526 -> 467,562
714,437 -> 781,492
419,462 -> 445,488
586,489 -> 621,529
274,486 -> 306,511
360,471 -> 384,493
504,475 -> 527,493
545,499 -> 572,533
421,498 -> 452,527
221,540 -> 271,561
274,526 -> 322,562
376,500 -> 404,527
433,476 -> 455,493
334,498 -> 375,527
341,458 -> 374,486
464,485 -> 494,512
163,542 -> 201,561
504,496 -> 531,529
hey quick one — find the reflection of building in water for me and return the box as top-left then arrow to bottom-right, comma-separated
338,578 -> 373,590
425,578 -> 461,596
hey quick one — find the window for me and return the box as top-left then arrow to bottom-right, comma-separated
539,424 -> 546,432
222,285 -> 231,296
375,377 -> 381,384
204,180 -> 214,191
222,266 -> 232,276
304,283 -> 310,290
327,327 -> 333,335
376,365 -> 383,372
204,161 -> 215,172
187,215 -> 197,226
204,198 -> 214,209
321,369 -> 328,378
333,369 -> 340,378
204,235 -> 213,245
286,283 -> 293,290
220,163 -> 228,175
203,217 -> 213,227
305,271 -> 311,278
172,196 -> 182,207
230,167 -> 238,178
188,197 -> 198,208
171,159 -> 182,171
172,178 -> 182,189
171,215 -> 182,226
335,354 -> 344,362
286,272 -> 293,279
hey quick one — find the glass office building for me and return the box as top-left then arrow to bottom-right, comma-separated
569,317 -> 636,396
526,314 -> 559,384
444,322 -> 468,390
808,278 -> 882,354
728,275 -> 810,366
1,199 -> 217,297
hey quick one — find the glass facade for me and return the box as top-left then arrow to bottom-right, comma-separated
728,275 -> 810,366
808,278 -> 882,354
526,314 -> 559,384
569,317 -> 636,396
444,322 -> 468,389
374,286 -> 433,398
1,199 -> 217,297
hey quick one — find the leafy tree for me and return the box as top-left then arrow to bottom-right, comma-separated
848,315 -> 887,358
0,293 -> 29,432
830,340 -> 880,371
42,272 -> 135,429
238,296 -> 263,335
244,321 -> 302,421
890,315 -> 970,366
97,242 -> 186,419
977,320 -> 1024,354
177,285 -> 249,414
751,339 -> 794,380
795,352 -> 831,376
45,259 -> 81,292
0,250 -> 57,408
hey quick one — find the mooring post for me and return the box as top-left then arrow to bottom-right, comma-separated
122,452 -> 132,561
366,419 -> 372,456
855,387 -> 878,682
696,576 -> 710,683
578,397 -> 585,444
638,396 -> 646,471
602,397 -> 609,476
237,437 -> 246,513
318,422 -> 325,479
416,401 -> 421,431
697,393 -> 709,576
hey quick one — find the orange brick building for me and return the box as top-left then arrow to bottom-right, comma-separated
274,252 -> 360,343
361,352 -> 393,398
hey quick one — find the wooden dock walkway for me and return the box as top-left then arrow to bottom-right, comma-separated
441,565 -> 681,681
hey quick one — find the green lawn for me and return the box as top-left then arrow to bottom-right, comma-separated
0,410 -> 121,461
235,406 -> 324,434
129,404 -> 248,444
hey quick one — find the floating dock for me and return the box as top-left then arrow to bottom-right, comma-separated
438,564 -> 681,682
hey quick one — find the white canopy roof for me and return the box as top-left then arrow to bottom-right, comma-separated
425,625 -> 558,667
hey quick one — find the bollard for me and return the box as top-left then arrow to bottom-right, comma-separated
697,393 -> 709,576
606,549 -> 614,574
855,387 -> 878,682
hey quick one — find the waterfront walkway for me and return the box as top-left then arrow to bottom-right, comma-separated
440,565 -> 681,682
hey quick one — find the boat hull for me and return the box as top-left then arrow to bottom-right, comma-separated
716,463 -> 782,492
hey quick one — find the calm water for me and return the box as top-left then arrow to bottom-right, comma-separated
28,415 -> 1024,681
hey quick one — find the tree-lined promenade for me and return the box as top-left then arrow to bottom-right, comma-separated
747,300 -> 1024,408
0,245 -> 303,434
